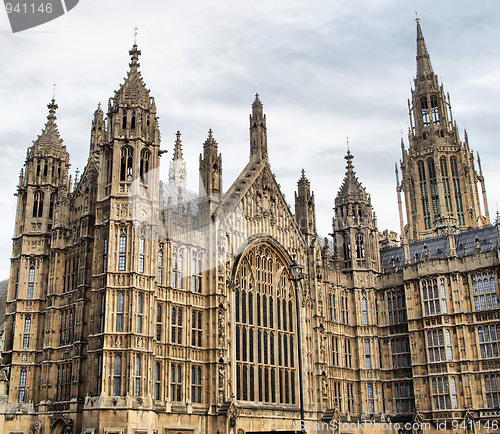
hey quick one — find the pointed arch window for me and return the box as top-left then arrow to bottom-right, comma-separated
23,315 -> 31,349
235,245 -> 296,405
440,157 -> 453,214
49,193 -> 56,219
158,249 -> 163,285
155,362 -> 161,400
450,157 -> 465,225
427,158 -> 440,218
27,265 -> 35,298
421,97 -> 430,126
485,374 -> 500,408
19,368 -> 27,403
32,191 -> 44,218
432,377 -> 451,409
191,365 -> 202,403
118,229 -> 127,271
131,114 -> 136,130
140,149 -> 150,185
120,147 -> 133,182
418,160 -> 431,229
113,354 -> 122,396
343,234 -> 351,262
156,303 -> 162,341
137,293 -> 144,333
116,291 -> 124,332
122,114 -> 127,130
472,272 -> 498,311
362,296 -> 368,325
135,355 -> 142,396
172,252 -> 183,289
170,363 -> 182,401
431,97 -> 439,124
355,233 -> 365,259
105,149 -> 113,185
139,236 -> 145,273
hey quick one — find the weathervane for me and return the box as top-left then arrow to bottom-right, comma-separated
346,136 -> 349,152
52,83 -> 56,100
415,10 -> 419,22
134,27 -> 138,45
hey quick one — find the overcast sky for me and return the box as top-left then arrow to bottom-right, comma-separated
1,1 -> 500,278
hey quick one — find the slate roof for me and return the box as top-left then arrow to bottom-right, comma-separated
380,226 -> 498,273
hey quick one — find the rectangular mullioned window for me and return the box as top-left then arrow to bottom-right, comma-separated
191,365 -> 202,403
422,279 -> 447,316
395,382 -> 415,413
170,363 -> 182,401
27,265 -> 35,298
139,236 -> 145,273
192,257 -> 202,293
116,291 -> 124,332
137,293 -> 144,333
473,272 -> 498,311
478,324 -> 500,358
118,229 -> 127,271
485,374 -> 500,408
171,307 -> 183,344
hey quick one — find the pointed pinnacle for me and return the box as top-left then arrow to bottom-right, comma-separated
173,130 -> 183,160
416,17 -> 434,79
252,93 -> 263,107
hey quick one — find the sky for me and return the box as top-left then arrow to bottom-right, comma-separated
1,0 -> 500,278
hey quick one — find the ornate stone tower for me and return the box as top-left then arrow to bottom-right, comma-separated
3,96 -> 71,407
87,40 -> 162,427
249,93 -> 268,162
333,150 -> 379,272
294,169 -> 316,238
399,17 -> 489,241
169,130 -> 187,189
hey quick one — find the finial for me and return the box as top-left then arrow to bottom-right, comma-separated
134,27 -> 138,45
52,83 -> 56,101
253,93 -> 262,107
346,136 -> 349,152
345,146 -> 354,170
415,10 -> 419,23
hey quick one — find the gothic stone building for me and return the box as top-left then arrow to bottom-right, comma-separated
1,18 -> 499,434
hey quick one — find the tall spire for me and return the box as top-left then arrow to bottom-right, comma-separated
31,96 -> 63,153
416,16 -> 434,80
336,150 -> 368,204
169,131 -> 187,190
173,130 -> 183,160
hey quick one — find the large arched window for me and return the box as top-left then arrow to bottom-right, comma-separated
120,147 -> 133,182
140,149 -> 150,185
427,158 -> 440,218
235,243 -> 297,405
421,96 -> 430,126
418,160 -> 431,230
32,191 -> 44,218
440,157 -> 453,214
450,157 -> 464,225
355,233 -> 365,259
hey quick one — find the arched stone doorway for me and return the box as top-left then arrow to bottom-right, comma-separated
51,419 -> 71,434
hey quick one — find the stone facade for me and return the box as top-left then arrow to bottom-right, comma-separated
1,18 -> 499,434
